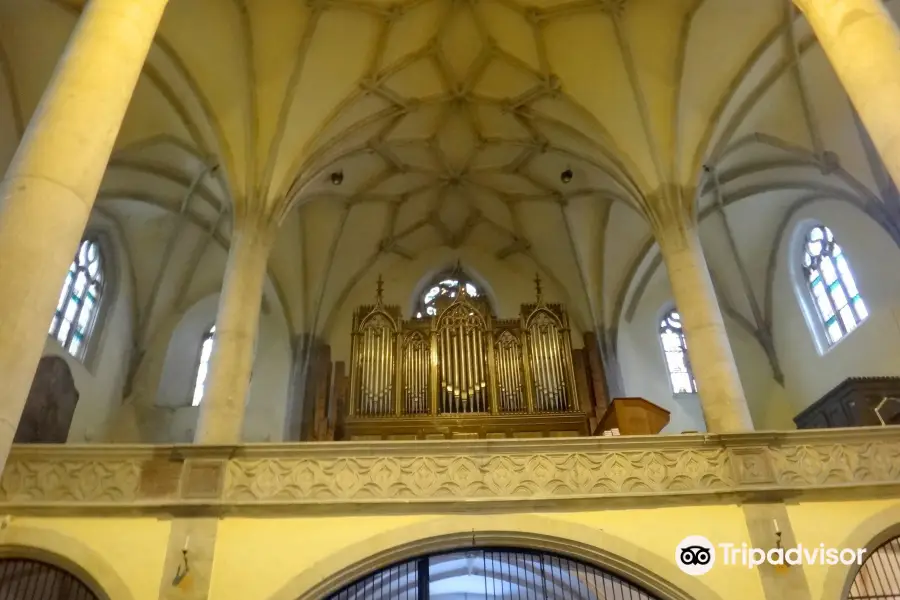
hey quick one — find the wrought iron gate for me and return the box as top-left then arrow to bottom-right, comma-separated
0,559 -> 99,600
848,536 -> 900,599
326,549 -> 661,600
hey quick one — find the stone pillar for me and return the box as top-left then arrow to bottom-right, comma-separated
652,194 -> 753,433
195,217 -> 275,444
0,0 -> 169,469
796,0 -> 900,188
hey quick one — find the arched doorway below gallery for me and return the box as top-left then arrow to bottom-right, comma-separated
0,558 -> 101,600
846,535 -> 900,599
325,547 -> 663,600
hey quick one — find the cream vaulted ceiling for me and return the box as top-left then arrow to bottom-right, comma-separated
1,0 -> 899,357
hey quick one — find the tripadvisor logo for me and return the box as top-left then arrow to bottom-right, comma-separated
676,536 -> 716,576
675,536 -> 867,575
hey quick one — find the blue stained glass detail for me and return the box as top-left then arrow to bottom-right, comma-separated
49,239 -> 104,360
802,225 -> 866,346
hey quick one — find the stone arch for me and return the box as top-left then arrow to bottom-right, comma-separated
265,515 -> 722,600
0,524 -> 134,600
819,504 -> 900,600
14,356 -> 79,443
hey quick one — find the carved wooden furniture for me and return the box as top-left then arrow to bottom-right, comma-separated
340,278 -> 589,440
15,356 -> 79,443
594,397 -> 670,436
794,376 -> 900,429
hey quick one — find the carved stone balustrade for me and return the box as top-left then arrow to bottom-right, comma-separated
0,427 -> 898,515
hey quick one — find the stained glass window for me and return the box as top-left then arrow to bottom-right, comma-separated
659,308 -> 697,394
416,275 -> 478,319
191,325 -> 216,406
802,225 -> 867,346
49,239 -> 104,360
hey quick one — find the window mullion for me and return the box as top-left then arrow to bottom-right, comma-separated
67,268 -> 89,352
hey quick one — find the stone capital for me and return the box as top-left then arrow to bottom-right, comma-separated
642,183 -> 699,251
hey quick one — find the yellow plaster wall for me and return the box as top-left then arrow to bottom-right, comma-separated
209,507 -> 758,600
788,499 -> 900,600
0,516 -> 171,600
1,500 -> 898,600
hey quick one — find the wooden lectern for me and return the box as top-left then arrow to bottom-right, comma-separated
594,397 -> 670,436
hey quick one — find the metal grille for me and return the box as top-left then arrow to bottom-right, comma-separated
0,559 -> 99,600
326,549 -> 661,600
328,558 -> 421,600
848,537 -> 900,600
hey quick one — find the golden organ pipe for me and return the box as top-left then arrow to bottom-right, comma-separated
511,344 -> 520,411
528,333 -> 538,410
408,341 -> 413,414
503,345 -> 516,411
369,331 -> 375,415
534,331 -> 546,411
468,329 -> 474,412
372,330 -> 379,415
539,328 -> 553,411
460,327 -> 467,410
474,333 -> 479,412
421,341 -> 428,412
552,330 -> 562,411
508,345 -> 516,411
538,329 -> 553,410
472,331 -> 478,413
499,343 -> 506,412
543,330 -> 554,411
479,333 -> 486,412
555,332 -> 567,411
385,333 -> 390,415
363,329 -> 371,415
503,345 -> 515,411
548,329 -> 560,411
553,331 -> 564,410
452,328 -> 460,412
366,331 -> 373,415
460,327 -> 466,412
440,330 -> 447,411
376,330 -> 383,415
443,329 -> 451,412
381,330 -> 388,415
479,333 -> 487,400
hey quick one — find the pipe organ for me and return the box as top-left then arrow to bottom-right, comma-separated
344,277 -> 589,440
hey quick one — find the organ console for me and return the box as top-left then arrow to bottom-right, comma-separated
341,275 -> 590,440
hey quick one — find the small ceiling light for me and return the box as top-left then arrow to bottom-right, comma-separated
560,168 -> 573,184
330,170 -> 344,186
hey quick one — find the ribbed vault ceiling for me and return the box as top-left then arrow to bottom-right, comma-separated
1,0 -> 898,352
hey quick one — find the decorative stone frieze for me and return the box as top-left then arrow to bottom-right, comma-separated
0,428 -> 897,515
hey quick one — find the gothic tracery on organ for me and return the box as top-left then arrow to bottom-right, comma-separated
345,274 -> 587,438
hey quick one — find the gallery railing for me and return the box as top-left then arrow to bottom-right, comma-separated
347,281 -> 579,421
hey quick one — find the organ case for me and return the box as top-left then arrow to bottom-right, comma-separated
342,278 -> 588,440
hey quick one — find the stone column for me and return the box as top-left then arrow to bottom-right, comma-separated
652,192 -> 753,433
194,216 -> 275,444
796,0 -> 900,188
0,0 -> 169,469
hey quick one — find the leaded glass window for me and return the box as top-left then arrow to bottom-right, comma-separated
49,239 -> 104,360
659,308 -> 697,394
416,275 -> 479,319
191,325 -> 216,406
802,225 -> 867,346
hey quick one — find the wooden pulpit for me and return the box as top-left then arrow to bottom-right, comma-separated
594,397 -> 670,436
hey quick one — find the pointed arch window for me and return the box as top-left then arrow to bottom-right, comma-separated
802,225 -> 868,346
191,325 -> 216,406
659,308 -> 697,394
49,238 -> 105,360
416,274 -> 479,319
